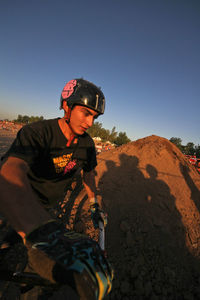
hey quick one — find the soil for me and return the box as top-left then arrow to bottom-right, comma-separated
1,130 -> 200,299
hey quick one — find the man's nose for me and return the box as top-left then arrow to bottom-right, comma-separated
87,116 -> 94,128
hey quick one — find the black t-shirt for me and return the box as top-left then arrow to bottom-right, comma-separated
2,118 -> 97,205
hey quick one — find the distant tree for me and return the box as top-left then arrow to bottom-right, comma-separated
114,132 -> 131,146
15,114 -> 23,123
169,137 -> 183,151
195,145 -> 200,157
100,128 -> 111,142
109,126 -> 118,143
184,142 -> 195,155
87,122 -> 131,145
29,115 -> 44,123
22,115 -> 29,124
15,114 -> 44,124
87,122 -> 103,137
88,122 -> 115,142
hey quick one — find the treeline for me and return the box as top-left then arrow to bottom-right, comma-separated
87,122 -> 131,146
14,114 -> 44,124
15,116 -> 199,152
170,137 -> 200,157
13,116 -> 131,146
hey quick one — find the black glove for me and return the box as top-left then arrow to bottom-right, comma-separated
90,203 -> 108,229
25,220 -> 113,299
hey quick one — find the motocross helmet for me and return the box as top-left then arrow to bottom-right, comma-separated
60,78 -> 105,115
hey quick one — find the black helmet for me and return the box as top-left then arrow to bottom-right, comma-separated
60,79 -> 105,115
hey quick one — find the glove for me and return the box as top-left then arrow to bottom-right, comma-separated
90,203 -> 108,229
25,220 -> 113,299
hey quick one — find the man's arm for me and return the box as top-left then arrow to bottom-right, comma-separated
0,157 -> 52,238
82,169 -> 107,230
82,169 -> 96,201
0,158 -> 113,293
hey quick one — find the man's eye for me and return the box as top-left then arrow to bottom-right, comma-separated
82,110 -> 89,116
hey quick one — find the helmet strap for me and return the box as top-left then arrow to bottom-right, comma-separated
66,134 -> 75,147
64,107 -> 77,146
64,107 -> 72,124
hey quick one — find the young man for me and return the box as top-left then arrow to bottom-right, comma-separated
0,79 -> 113,299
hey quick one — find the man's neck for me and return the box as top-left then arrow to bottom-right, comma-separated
58,117 -> 74,141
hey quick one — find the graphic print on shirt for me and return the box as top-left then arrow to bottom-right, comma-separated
52,153 -> 77,174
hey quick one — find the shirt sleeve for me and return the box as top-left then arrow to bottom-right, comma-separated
1,124 -> 45,166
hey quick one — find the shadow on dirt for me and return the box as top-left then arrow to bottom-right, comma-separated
1,147 -> 200,299
96,153 -> 200,299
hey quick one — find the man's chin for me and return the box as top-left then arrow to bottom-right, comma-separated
75,128 -> 86,135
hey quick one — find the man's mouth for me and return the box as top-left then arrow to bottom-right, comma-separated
80,126 -> 88,131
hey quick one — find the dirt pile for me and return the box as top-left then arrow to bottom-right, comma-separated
1,134 -> 200,299
93,135 -> 200,299
57,135 -> 200,299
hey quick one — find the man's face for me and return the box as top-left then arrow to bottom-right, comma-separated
69,105 -> 98,135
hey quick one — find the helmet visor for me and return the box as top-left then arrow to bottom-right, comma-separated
81,95 -> 105,114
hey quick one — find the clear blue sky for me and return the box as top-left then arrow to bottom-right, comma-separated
0,0 -> 199,146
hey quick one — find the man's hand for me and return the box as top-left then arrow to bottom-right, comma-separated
25,220 -> 113,299
90,203 -> 108,229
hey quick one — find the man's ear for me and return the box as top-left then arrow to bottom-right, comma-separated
62,100 -> 69,113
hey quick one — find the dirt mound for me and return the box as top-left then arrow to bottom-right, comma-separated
57,135 -> 200,299
1,134 -> 200,299
94,135 -> 200,299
